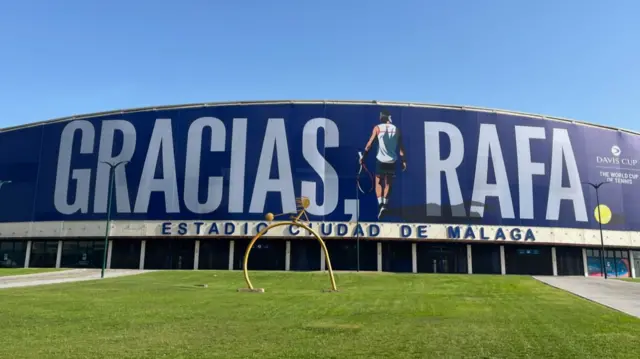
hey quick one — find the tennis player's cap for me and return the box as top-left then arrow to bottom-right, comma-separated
380,110 -> 392,123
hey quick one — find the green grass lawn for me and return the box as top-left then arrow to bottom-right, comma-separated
1,271 -> 639,359
0,268 -> 65,277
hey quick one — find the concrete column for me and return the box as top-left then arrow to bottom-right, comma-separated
377,242 -> 382,272
466,244 -> 473,274
139,240 -> 146,270
55,240 -> 63,268
630,250 -> 636,278
499,245 -> 506,275
320,247 -> 326,271
106,240 -> 113,270
193,240 -> 200,270
228,240 -> 235,270
285,241 -> 291,271
582,248 -> 588,277
551,247 -> 558,276
411,242 -> 417,273
23,240 -> 32,268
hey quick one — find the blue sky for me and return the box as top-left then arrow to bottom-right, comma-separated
0,1 -> 638,130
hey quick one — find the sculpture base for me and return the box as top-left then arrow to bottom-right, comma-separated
237,288 -> 265,293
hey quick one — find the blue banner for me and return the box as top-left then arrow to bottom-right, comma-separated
0,103 -> 639,231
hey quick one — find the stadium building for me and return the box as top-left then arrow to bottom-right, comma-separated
1,100 -> 639,277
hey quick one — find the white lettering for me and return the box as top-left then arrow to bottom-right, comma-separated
425,122 -> 465,216
515,126 -> 545,219
249,118 -> 296,214
94,120 -> 136,214
471,124 -> 514,218
302,118 -> 339,216
546,128 -> 587,221
228,118 -> 248,213
134,119 -> 179,213
184,117 -> 225,214
54,120 -> 95,215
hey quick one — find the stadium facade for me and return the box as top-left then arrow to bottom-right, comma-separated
1,100 -> 639,277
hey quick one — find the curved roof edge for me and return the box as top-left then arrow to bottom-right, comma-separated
1,99 -> 637,135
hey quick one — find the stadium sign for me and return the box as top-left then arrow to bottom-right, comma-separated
1,102 -> 639,237
159,221 -> 384,238
157,220 -> 535,242
53,117 -> 585,221
446,225 -> 536,241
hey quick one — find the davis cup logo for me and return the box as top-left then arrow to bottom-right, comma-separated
611,145 -> 621,157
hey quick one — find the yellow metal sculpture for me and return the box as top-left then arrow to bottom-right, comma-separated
239,196 -> 338,293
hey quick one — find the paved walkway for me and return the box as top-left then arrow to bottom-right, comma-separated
534,276 -> 640,319
0,269 -> 150,290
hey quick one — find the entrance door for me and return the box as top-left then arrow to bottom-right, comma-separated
61,241 -> 105,268
432,255 -> 450,274
605,250 -> 631,278
145,240 -> 195,270
504,246 -> 553,276
111,239 -> 142,269
429,251 -> 453,273
0,241 -> 26,268
417,245 -> 462,274
381,241 -> 412,273
634,251 -> 640,278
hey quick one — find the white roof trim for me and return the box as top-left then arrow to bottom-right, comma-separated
1,100 -> 637,136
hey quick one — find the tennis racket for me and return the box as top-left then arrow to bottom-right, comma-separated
356,151 -> 374,194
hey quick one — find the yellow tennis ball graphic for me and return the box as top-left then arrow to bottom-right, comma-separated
265,212 -> 275,221
594,205 -> 612,224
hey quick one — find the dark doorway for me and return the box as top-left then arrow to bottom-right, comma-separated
0,240 -> 27,268
325,239 -> 377,271
145,239 -> 195,270
504,245 -> 553,275
61,240 -> 105,268
556,246 -> 584,276
417,243 -> 467,274
472,244 -> 501,274
382,241 -> 412,273
111,239 -> 141,269
233,238 -> 286,271
199,239 -> 230,270
290,239 -> 320,271
29,240 -> 58,268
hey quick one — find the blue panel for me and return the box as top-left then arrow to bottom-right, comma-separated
0,103 -> 639,232
0,126 -> 43,222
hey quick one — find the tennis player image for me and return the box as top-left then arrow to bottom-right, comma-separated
359,110 -> 407,219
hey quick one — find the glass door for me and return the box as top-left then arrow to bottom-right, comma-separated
633,251 -> 640,278
604,250 -> 631,278
426,247 -> 455,274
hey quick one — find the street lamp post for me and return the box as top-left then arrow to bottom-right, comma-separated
101,160 -> 129,279
583,181 -> 609,279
